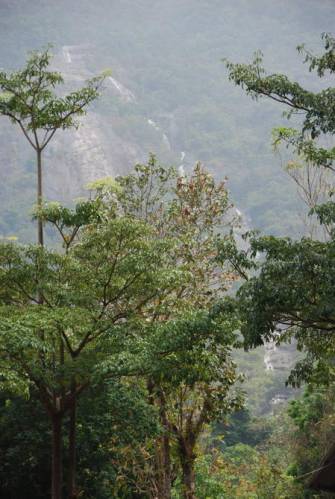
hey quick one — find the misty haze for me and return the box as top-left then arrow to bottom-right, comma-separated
0,1 -> 335,498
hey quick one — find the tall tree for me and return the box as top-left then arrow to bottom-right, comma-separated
148,316 -> 243,499
114,157 -> 243,498
224,33 -> 335,388
0,47 -> 105,245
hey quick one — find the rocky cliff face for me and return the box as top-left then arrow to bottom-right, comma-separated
44,110 -> 140,201
46,44 -> 145,201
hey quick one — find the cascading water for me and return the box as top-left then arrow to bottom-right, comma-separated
147,118 -> 172,150
108,76 -> 136,103
62,46 -> 72,63
264,340 -> 276,371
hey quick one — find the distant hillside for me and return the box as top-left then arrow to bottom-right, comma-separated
0,0 -> 334,241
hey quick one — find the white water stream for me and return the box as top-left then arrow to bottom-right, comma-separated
147,118 -> 171,150
264,340 -> 276,371
62,46 -> 72,63
108,76 -> 135,103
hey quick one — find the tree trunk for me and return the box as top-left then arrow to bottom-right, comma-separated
51,413 -> 63,499
161,432 -> 172,499
178,436 -> 196,499
181,457 -> 196,499
154,432 -> 172,499
68,388 -> 77,498
151,386 -> 171,499
37,148 -> 44,246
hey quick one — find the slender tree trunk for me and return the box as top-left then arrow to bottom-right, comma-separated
181,458 -> 196,499
68,386 -> 77,498
36,148 -> 44,307
51,413 -> 63,499
162,432 -> 171,498
154,433 -> 172,499
177,436 -> 196,499
158,413 -> 172,498
37,148 -> 44,246
148,382 -> 172,499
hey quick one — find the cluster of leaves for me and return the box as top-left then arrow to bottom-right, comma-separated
285,386 -> 335,491
0,48 -> 106,151
225,33 -> 335,170
236,234 -> 335,387
171,444 -> 301,499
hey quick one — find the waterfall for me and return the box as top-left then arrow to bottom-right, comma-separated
62,46 -> 72,63
108,76 -> 135,103
264,340 -> 277,371
147,118 -> 171,150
